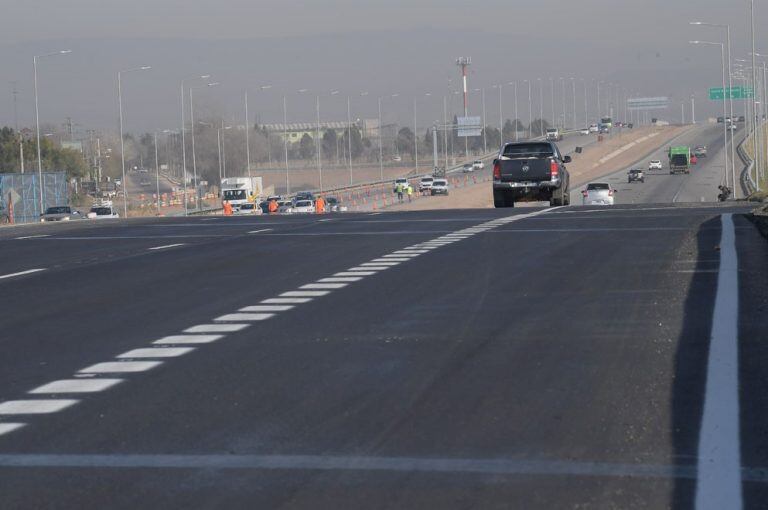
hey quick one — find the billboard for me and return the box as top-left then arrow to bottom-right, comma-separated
627,97 -> 669,111
457,116 -> 482,137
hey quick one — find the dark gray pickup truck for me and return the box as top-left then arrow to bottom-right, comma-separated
492,141 -> 571,208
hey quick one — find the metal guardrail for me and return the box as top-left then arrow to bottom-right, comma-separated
737,130 -> 757,196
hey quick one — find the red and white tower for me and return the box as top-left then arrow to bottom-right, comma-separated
456,57 -> 471,116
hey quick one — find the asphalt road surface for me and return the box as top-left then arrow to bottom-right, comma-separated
0,182 -> 766,507
571,123 -> 744,205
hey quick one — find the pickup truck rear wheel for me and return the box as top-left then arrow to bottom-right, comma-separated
493,190 -> 513,208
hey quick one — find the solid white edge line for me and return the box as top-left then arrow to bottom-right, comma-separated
0,268 -> 47,280
695,213 -> 743,510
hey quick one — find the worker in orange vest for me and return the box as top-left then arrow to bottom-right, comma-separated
222,200 -> 233,216
315,195 -> 325,214
268,199 -> 278,214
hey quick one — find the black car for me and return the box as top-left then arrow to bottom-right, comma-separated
492,141 -> 571,208
294,191 -> 314,203
627,169 -> 645,183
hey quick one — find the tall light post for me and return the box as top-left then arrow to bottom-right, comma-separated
538,78 -> 544,136
559,78 -> 566,129
473,88 -> 487,153
550,77 -> 556,129
492,84 -> 503,144
117,65 -> 151,218
570,78 -> 577,129
596,80 -> 602,120
378,93 -> 399,181
189,82 -> 220,210
691,22 -> 736,195
690,41 -> 730,190
33,49 -> 71,213
522,80 -> 532,138
179,74 -> 210,216
582,78 -> 588,129
244,84 -> 271,186
508,82 -> 519,141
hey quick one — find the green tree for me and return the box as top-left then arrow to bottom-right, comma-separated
322,129 -> 337,159
299,133 -> 315,160
341,127 -> 364,159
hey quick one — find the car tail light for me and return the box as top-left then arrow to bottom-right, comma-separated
550,159 -> 559,178
493,162 -> 501,180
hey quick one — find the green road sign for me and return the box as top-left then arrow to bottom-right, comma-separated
709,86 -> 754,100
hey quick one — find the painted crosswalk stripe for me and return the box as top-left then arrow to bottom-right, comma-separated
239,305 -> 295,312
29,379 -> 124,394
0,423 -> 25,436
154,334 -> 224,344
262,297 -> 314,304
79,361 -> 163,373
117,347 -> 195,359
215,313 -> 275,322
0,400 -> 79,415
280,290 -> 332,297
184,324 -> 249,333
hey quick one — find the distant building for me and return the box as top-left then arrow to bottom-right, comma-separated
260,119 -> 380,142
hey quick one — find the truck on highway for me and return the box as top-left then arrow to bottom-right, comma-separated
668,146 -> 691,175
221,177 -> 263,209
492,141 -> 571,208
545,128 -> 563,141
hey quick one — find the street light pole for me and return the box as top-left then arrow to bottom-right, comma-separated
512,82 -> 519,141
538,78 -> 544,136
691,41 -> 730,189
179,74 -> 210,216
33,50 -> 71,214
154,131 -> 160,215
117,65 -> 151,218
189,82 -> 219,210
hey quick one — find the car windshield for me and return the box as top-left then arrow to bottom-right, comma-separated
45,207 -> 71,214
421,178 -> 433,182
433,180 -> 447,186
295,201 -> 312,207
587,183 -> 610,190
503,143 -> 554,158
90,207 -> 112,215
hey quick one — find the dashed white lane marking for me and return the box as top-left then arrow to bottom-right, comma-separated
394,250 -> 429,254
14,234 -> 50,240
300,283 -> 348,290
0,423 -> 25,436
215,313 -> 275,322
318,277 -> 363,283
0,268 -> 47,281
148,243 -> 185,251
262,297 -> 313,304
347,266 -> 389,271
79,361 -> 163,373
117,347 -> 195,359
0,400 -> 79,415
248,229 -> 273,234
370,258 -> 409,263
281,290 -> 331,297
695,213 -> 742,510
184,324 -> 250,333
361,262 -> 400,267
154,334 -> 224,344
240,305 -> 295,312
334,271 -> 377,277
29,379 -> 124,394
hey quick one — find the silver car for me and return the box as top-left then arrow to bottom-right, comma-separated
581,182 -> 616,206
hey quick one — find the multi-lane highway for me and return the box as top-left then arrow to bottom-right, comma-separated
0,129 -> 765,508
571,124 -> 741,204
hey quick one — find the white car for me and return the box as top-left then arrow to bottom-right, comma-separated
430,179 -> 449,196
648,160 -> 663,170
580,128 -> 591,135
286,199 -> 316,214
589,124 -> 599,133
472,160 -> 485,170
581,182 -> 616,206
462,163 -> 474,173
233,203 -> 258,215
87,206 -> 120,219
419,176 -> 434,192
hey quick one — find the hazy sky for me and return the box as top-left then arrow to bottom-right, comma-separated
1,0 -> 764,133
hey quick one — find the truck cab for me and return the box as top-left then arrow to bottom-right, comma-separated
545,128 -> 562,141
